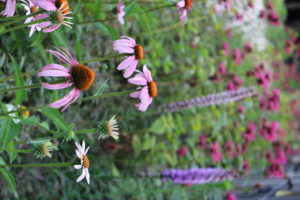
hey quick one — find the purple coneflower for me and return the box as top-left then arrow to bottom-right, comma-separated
38,47 -> 95,111
128,65 -> 157,112
116,0 -> 125,25
113,36 -> 144,78
1,0 -> 16,17
176,0 -> 192,23
21,0 -> 42,37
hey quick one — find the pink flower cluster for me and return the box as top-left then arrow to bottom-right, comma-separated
260,1 -> 280,27
259,89 -> 280,111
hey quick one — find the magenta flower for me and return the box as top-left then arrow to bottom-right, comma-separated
116,0 -> 125,25
113,36 -> 144,78
268,11 -> 280,27
243,123 -> 256,142
244,42 -> 252,54
224,191 -> 236,200
285,40 -> 293,54
243,160 -> 249,172
1,0 -> 16,17
260,10 -> 267,19
260,121 -> 279,142
38,47 -> 95,111
176,0 -> 192,23
227,75 -> 243,91
233,48 -> 243,65
198,134 -> 207,150
218,62 -> 227,75
210,142 -> 222,162
176,146 -> 187,157
236,144 -> 242,156
31,0 -> 73,33
274,148 -> 287,165
225,141 -> 235,158
222,42 -> 230,56
266,161 -> 284,178
128,65 -> 157,112
235,12 -> 243,21
225,0 -> 231,12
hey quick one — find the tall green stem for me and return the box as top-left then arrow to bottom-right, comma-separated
0,18 -> 48,35
0,90 -> 134,116
0,53 -> 130,83
0,162 -> 74,168
0,148 -> 33,153
0,10 -> 46,22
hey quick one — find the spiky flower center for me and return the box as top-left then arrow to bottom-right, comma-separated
41,142 -> 52,158
55,0 -> 70,14
185,0 -> 192,10
55,10 -> 65,24
70,64 -> 95,91
30,6 -> 38,13
134,45 -> 144,60
82,155 -> 90,168
148,81 -> 157,98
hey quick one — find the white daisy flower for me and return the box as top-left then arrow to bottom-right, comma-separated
74,140 -> 91,184
20,0 -> 41,37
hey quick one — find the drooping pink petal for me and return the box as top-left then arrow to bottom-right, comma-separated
1,0 -> 16,17
76,169 -> 86,182
113,46 -> 134,54
43,24 -> 60,32
40,64 -> 69,72
120,36 -> 136,46
61,89 -> 80,111
46,50 -> 74,66
48,88 -> 78,109
124,59 -> 138,78
85,169 -> 90,184
38,69 -> 71,77
42,82 -> 73,90
117,56 -> 135,70
74,165 -> 82,169
130,91 -> 140,98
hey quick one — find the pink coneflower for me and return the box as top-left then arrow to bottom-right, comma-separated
237,104 -> 245,113
243,160 -> 249,172
244,42 -> 252,54
1,0 -> 16,17
225,141 -> 235,158
116,0 -> 125,25
31,0 -> 73,33
267,1 -> 274,10
222,42 -> 230,56
274,148 -> 287,165
259,10 -> 267,19
227,75 -> 243,91
285,40 -> 293,54
218,62 -> 227,75
210,142 -> 222,162
236,144 -> 242,156
197,134 -> 207,150
113,36 -> 144,78
243,123 -> 256,142
266,161 -> 284,178
176,0 -> 192,22
74,140 -> 91,184
224,191 -> 236,200
128,65 -> 157,112
235,12 -> 243,21
38,47 -> 95,111
268,11 -> 280,27
176,146 -> 187,157
260,121 -> 279,142
233,48 -> 243,65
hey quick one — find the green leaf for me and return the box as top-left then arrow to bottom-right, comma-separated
10,55 -> 26,105
124,0 -> 137,15
41,107 -> 68,131
0,118 -> 21,147
8,141 -> 17,164
94,79 -> 109,96
105,25 -> 119,40
20,116 -> 39,125
0,168 -> 18,198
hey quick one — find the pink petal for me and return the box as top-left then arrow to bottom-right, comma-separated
40,64 -> 69,72
2,0 -> 16,17
120,36 -> 136,46
124,59 -> 138,78
113,46 -> 134,54
130,91 -> 140,98
30,0 -> 56,11
76,169 -> 86,183
46,50 -> 74,66
117,56 -> 135,70
61,89 -> 80,111
38,69 -> 71,77
128,76 -> 147,86
42,82 -> 73,90
48,88 -> 78,108
142,65 -> 153,82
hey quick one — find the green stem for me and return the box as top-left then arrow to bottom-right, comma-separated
0,148 -> 34,153
0,70 -> 39,83
0,80 -> 63,93
0,162 -> 74,168
0,10 -> 46,22
0,53 -> 130,83
138,16 -> 207,36
0,18 -> 49,35
0,90 -> 134,116
78,3 -> 175,24
75,128 -> 98,134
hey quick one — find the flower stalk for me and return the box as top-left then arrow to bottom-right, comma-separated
0,162 -> 74,168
